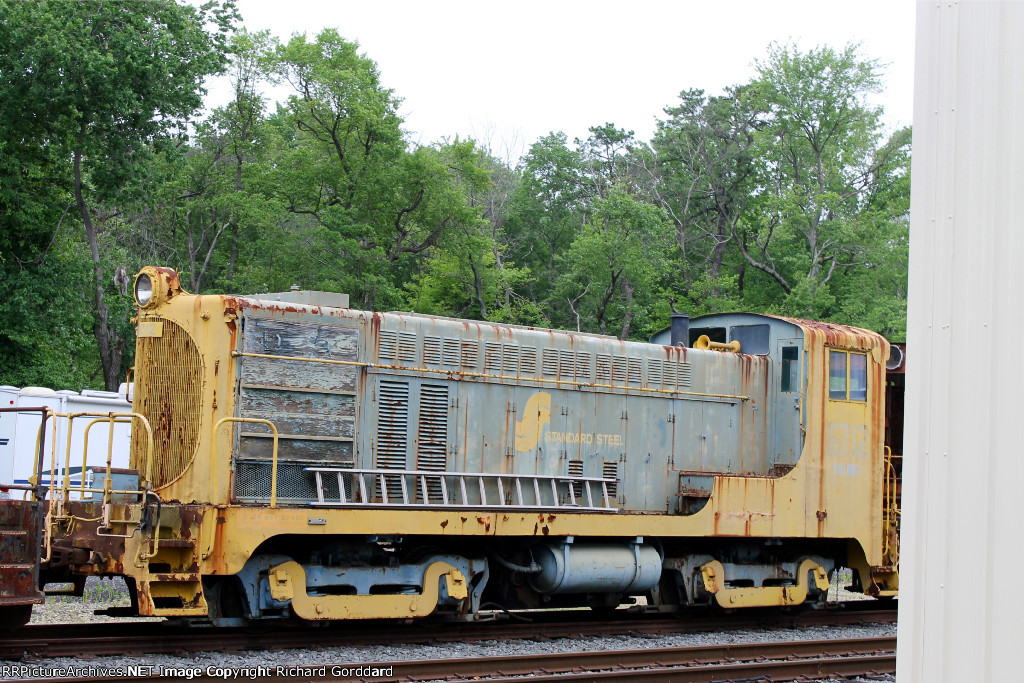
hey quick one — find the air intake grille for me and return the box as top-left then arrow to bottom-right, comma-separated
235,461 -> 350,502
131,318 -> 203,488
416,384 -> 449,501
376,380 -> 409,500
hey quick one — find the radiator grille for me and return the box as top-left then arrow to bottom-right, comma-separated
131,318 -> 203,488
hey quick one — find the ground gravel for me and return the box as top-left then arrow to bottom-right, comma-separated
11,576 -> 894,682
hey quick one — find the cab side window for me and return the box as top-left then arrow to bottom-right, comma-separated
781,346 -> 799,392
828,349 -> 867,402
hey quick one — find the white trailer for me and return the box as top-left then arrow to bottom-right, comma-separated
0,385 -> 132,496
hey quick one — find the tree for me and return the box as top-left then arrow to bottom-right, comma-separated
0,0 -> 238,389
553,187 -> 672,339
736,42 -> 908,316
650,88 -> 758,295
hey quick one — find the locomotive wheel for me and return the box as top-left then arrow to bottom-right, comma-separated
0,604 -> 33,631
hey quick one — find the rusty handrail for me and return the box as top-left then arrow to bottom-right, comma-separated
214,417 -> 280,507
80,416 -> 132,497
881,447 -> 902,561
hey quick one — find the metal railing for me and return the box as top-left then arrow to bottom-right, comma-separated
214,417 -> 280,507
882,447 -> 902,563
305,466 -> 619,512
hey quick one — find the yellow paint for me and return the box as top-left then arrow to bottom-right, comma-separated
267,560 -> 467,620
515,391 -> 551,451
700,559 -> 830,607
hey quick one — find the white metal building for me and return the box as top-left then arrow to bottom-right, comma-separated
898,1 -> 1024,679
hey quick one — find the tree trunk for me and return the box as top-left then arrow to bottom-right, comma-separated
74,146 -> 122,391
619,279 -> 634,340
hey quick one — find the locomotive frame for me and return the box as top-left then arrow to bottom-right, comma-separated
0,267 -> 900,627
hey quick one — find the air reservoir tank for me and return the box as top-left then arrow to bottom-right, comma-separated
528,541 -> 662,594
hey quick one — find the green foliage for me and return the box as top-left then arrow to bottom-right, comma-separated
0,26 -> 912,390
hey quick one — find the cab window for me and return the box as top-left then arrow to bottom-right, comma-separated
781,346 -> 799,392
828,349 -> 867,402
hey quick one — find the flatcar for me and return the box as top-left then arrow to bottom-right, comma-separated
0,266 -> 901,627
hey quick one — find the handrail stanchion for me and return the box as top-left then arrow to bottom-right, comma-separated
213,417 -> 279,507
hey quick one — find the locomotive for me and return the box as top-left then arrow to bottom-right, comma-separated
0,266 -> 900,627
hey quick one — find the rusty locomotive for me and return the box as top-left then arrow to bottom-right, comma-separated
0,266 -> 901,627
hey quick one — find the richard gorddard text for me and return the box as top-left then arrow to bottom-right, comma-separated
1,664 -> 395,679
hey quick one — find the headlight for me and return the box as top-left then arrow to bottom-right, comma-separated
135,273 -> 153,307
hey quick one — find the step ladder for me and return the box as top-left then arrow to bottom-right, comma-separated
305,467 -> 618,512
137,538 -> 208,617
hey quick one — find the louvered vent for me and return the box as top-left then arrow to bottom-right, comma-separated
416,384 -> 449,501
521,347 -> 537,376
575,352 -> 591,380
663,361 -> 678,388
602,462 -> 619,497
596,354 -> 612,381
647,359 -> 663,386
379,331 -> 398,363
559,350 -> 574,378
461,341 -> 478,368
542,349 -> 558,377
423,336 -> 442,366
628,358 -> 642,385
442,338 -> 460,367
612,357 -> 628,383
503,344 -> 520,375
568,459 -> 584,501
678,362 -> 693,387
485,342 -> 503,374
376,380 -> 409,500
398,333 -> 417,363
131,318 -> 203,488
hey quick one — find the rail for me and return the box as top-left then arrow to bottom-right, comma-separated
305,466 -> 618,512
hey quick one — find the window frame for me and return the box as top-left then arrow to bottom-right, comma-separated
827,348 -> 868,403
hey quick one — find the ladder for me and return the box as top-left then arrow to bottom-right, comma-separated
305,467 -> 618,512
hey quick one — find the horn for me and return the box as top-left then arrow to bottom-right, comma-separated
694,335 -> 741,353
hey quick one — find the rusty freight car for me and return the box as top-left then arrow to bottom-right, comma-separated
0,267 -> 900,627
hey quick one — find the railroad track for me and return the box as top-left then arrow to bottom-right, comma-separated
1,604 -> 895,661
5,635 -> 897,682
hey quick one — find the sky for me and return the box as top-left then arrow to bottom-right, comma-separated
205,0 -> 917,159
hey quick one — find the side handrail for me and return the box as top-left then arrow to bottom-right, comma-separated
53,412 -> 154,505
0,406 -> 53,499
214,417 -> 280,508
881,446 -> 902,561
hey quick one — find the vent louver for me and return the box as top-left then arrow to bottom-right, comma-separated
416,384 -> 449,501
376,380 -> 409,500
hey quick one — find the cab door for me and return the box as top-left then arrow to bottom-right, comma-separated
773,338 -> 804,471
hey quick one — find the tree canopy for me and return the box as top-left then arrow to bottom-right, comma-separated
0,2 -> 911,390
